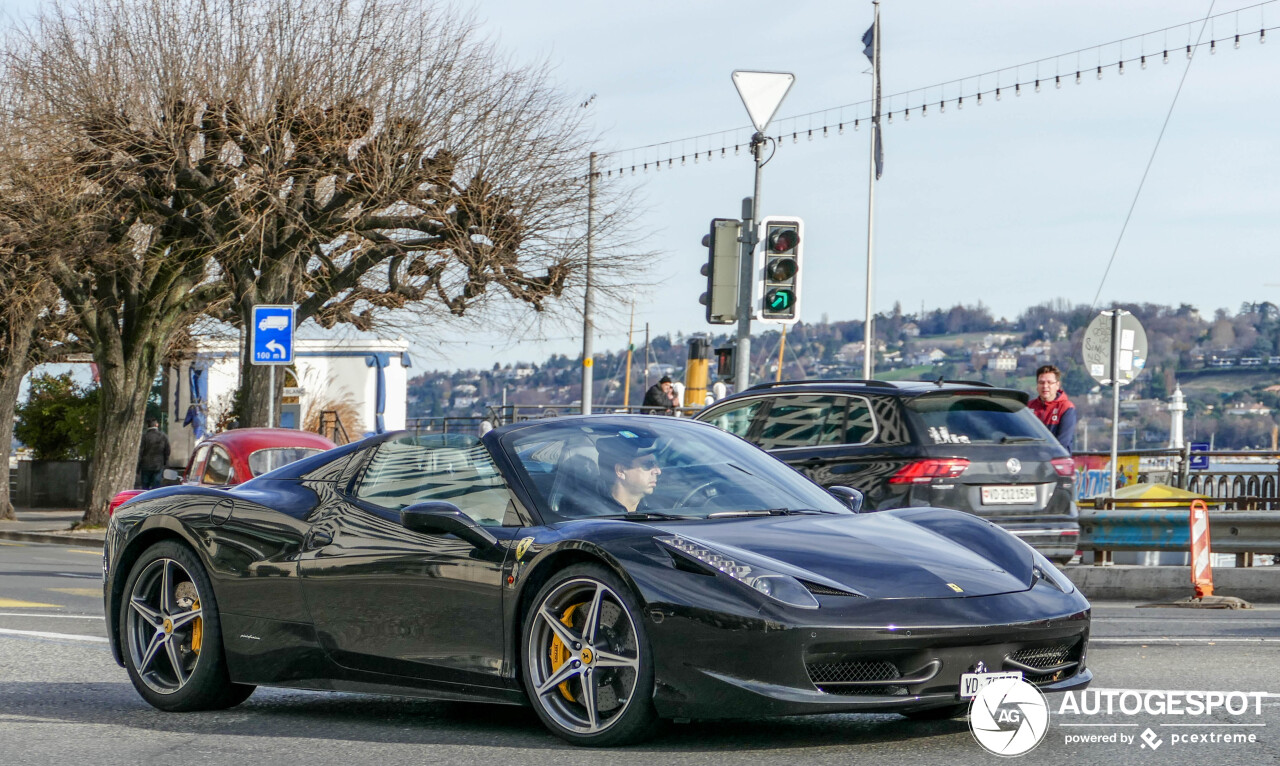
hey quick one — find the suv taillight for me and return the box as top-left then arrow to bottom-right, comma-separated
889,458 -> 970,484
1051,457 -> 1076,477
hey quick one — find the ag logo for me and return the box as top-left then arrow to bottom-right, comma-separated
1006,457 -> 1021,474
969,677 -> 1049,757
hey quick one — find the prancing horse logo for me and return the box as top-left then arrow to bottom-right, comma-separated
1006,458 -> 1021,474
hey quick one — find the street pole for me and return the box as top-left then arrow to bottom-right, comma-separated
735,145 -> 762,390
862,0 -> 881,380
1108,309 -> 1123,498
623,299 -> 635,408
582,152 -> 597,415
268,365 -> 275,428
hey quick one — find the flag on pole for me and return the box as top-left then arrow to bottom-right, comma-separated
862,21 -> 884,179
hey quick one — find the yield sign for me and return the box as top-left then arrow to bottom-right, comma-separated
732,71 -> 795,133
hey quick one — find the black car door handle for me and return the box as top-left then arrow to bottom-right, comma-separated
308,529 -> 334,548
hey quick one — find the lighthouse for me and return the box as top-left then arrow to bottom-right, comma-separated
1168,384 -> 1187,449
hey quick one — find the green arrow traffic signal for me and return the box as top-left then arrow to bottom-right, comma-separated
767,289 -> 794,311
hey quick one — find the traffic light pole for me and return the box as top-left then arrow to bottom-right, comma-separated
735,133 -> 766,390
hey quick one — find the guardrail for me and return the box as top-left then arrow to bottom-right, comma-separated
406,404 -> 705,436
1080,500 -> 1280,567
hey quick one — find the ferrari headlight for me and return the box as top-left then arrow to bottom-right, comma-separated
657,535 -> 819,609
1032,563 -> 1075,594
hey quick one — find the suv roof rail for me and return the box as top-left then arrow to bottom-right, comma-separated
747,379 -> 898,391
941,379 -> 994,387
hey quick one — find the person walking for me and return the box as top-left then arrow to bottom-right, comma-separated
137,418 -> 170,490
1029,364 -> 1077,452
642,376 -> 679,415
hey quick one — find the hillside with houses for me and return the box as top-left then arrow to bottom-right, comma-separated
408,300 -> 1280,450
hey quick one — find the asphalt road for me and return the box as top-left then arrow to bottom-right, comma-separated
2,540 -> 1278,766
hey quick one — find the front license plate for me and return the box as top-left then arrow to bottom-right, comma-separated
981,485 -> 1036,505
960,671 -> 1023,699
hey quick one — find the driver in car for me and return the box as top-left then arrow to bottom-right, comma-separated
561,432 -> 663,516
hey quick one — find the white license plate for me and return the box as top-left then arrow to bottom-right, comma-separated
981,485 -> 1037,505
960,671 -> 1023,698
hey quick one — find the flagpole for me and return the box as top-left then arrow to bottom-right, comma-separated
862,0 -> 880,380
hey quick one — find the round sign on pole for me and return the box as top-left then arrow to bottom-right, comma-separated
1083,310 -> 1148,386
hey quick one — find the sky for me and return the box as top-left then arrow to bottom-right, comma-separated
6,0 -> 1278,374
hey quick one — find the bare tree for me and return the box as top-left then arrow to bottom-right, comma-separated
6,0 -> 640,523
0,91 -> 89,520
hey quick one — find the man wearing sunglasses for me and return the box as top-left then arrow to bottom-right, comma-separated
592,432 -> 663,514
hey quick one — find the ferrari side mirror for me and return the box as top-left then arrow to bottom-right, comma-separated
828,486 -> 864,513
401,501 -> 499,551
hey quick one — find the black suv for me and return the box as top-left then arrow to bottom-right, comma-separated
694,380 -> 1078,562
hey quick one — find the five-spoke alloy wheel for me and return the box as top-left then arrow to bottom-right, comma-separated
120,540 -> 254,711
522,564 -> 656,746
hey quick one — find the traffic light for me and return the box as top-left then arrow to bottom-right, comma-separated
757,216 -> 803,324
699,218 -> 742,325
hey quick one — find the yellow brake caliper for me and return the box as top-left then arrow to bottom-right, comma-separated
548,604 -> 581,702
191,598 -> 202,654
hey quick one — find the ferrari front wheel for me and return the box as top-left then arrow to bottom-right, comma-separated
120,540 -> 255,711
521,564 -> 657,746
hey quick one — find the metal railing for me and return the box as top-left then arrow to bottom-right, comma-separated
405,404 -> 706,436
1073,446 -> 1280,510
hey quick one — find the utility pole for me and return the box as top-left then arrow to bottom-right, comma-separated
581,152 -> 597,415
623,300 -> 635,408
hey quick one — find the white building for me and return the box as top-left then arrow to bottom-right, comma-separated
167,337 -> 410,463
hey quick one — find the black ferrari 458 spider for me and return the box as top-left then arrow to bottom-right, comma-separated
104,415 -> 1091,746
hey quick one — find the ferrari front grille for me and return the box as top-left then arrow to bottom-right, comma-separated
1011,644 -> 1073,669
1004,640 -> 1082,685
807,660 -> 900,684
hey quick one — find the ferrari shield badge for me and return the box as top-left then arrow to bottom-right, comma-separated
515,537 -> 535,560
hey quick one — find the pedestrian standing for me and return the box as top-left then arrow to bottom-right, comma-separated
642,376 -> 679,415
1029,364 -> 1077,452
137,418 -> 170,490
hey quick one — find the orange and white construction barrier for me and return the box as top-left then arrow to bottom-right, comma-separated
1189,499 -> 1213,599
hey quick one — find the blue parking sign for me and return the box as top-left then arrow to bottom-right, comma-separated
251,305 -> 294,365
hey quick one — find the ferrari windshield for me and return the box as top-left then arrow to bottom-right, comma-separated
503,417 -> 852,522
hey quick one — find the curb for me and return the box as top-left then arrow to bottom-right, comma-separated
1064,565 -> 1280,604
0,530 -> 106,547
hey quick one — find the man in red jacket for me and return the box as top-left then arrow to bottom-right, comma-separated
1029,364 -> 1077,452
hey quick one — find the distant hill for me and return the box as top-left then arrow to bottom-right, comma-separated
406,299 -> 1280,450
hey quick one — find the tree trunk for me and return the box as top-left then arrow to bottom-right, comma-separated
79,354 -> 154,527
0,366 -> 26,522
0,315 -> 37,522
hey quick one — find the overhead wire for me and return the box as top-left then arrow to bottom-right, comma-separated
1090,0 -> 1219,310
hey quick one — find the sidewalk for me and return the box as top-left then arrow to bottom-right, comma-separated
0,508 -> 105,546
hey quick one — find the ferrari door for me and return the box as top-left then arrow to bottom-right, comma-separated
298,434 -> 516,687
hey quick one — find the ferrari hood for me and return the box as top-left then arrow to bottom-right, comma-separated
658,510 -> 1036,599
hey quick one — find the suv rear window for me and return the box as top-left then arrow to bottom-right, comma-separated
756,395 -> 875,449
906,394 -> 1049,445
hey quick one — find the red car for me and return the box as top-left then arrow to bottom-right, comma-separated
109,428 -> 337,515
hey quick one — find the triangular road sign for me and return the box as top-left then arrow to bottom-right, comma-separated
732,70 -> 795,133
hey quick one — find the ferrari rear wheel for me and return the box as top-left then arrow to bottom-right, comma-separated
522,564 -> 657,746
120,540 -> 255,711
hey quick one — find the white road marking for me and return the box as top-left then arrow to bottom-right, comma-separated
0,627 -> 108,643
1091,637 -> 1280,644
0,612 -> 102,619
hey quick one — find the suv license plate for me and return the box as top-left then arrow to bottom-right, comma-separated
981,485 -> 1036,505
960,671 -> 1023,698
